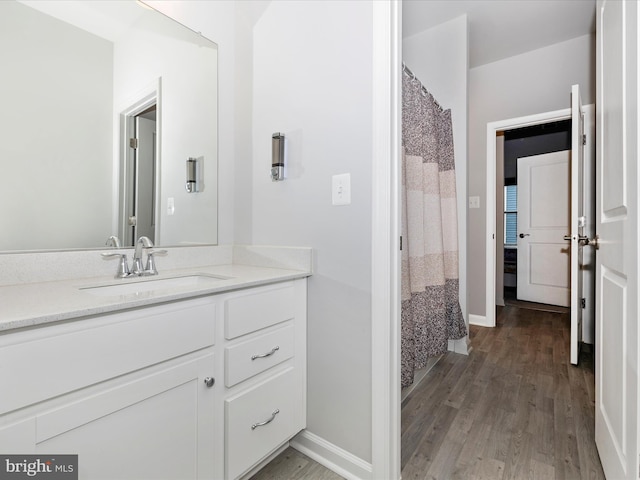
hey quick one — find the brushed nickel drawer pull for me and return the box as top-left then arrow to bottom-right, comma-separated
251,409 -> 280,430
251,346 -> 280,361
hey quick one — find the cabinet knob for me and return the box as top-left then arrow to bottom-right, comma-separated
204,377 -> 215,388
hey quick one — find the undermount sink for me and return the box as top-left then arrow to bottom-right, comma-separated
80,274 -> 228,297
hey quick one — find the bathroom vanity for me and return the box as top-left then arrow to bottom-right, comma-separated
0,246 -> 310,480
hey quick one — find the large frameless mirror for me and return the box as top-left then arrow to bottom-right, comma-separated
0,0 -> 218,251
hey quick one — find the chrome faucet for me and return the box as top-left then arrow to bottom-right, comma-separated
101,236 -> 167,278
105,235 -> 121,248
101,251 -> 131,278
132,236 -> 154,275
101,235 -> 128,278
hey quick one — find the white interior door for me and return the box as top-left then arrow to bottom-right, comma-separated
595,0 -> 639,478
135,115 -> 156,242
517,151 -> 570,306
570,84 -> 585,365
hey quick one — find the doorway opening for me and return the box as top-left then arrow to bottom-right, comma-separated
497,120 -> 571,311
485,105 -> 596,343
118,87 -> 160,247
485,109 -> 571,328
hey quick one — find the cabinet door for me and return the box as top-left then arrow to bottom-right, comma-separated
0,418 -> 35,452
34,353 -> 215,480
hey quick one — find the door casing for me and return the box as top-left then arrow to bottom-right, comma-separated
484,106 -> 596,328
485,109 -> 571,327
117,82 -> 161,247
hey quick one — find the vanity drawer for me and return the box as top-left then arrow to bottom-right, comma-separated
225,324 -> 294,387
225,368 -> 297,480
224,285 -> 295,339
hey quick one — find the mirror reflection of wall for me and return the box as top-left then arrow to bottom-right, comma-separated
0,1 -> 113,251
0,0 -> 218,252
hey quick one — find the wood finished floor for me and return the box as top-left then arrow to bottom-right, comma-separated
251,305 -> 604,479
401,305 -> 604,479
249,447 -> 344,480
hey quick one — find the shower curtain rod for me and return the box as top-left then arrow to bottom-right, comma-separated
402,62 -> 445,112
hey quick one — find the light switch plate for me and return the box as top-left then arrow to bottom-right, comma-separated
332,173 -> 351,206
469,196 -> 480,209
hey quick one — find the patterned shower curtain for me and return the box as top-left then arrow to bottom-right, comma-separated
401,69 -> 467,388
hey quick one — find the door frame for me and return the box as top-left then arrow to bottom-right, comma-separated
485,108 -> 571,327
371,1 -> 401,479
117,81 -> 161,247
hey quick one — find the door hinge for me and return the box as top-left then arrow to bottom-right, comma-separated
581,298 -> 586,309
400,236 -> 403,251
129,138 -> 138,149
582,134 -> 587,146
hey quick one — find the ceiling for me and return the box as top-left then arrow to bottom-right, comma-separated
403,0 -> 596,68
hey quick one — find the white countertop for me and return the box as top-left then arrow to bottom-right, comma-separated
0,264 -> 310,332
0,246 -> 313,332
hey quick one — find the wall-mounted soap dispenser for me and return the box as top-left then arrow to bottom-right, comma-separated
271,132 -> 285,181
186,157 -> 199,192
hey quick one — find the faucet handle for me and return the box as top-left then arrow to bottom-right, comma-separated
144,249 -> 168,276
101,252 -> 131,278
105,235 -> 121,248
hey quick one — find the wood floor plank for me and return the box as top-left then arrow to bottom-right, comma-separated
450,409 -> 494,478
403,403 -> 460,477
424,437 -> 464,480
567,352 -> 604,479
483,408 -> 516,464
401,357 -> 463,469
472,457 -> 506,480
444,351 -> 486,409
446,382 -> 487,443
249,447 -> 344,480
530,458 -> 556,479
502,429 -> 534,479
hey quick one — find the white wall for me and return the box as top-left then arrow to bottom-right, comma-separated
0,1 -> 113,250
467,33 -> 595,318
402,15 -> 469,348
250,0 -> 374,462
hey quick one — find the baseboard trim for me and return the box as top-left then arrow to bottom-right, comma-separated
469,314 -> 492,327
448,336 -> 471,355
290,430 -> 372,480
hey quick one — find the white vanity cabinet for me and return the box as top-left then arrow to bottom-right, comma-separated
220,280 -> 307,480
0,276 -> 308,480
0,297 -> 218,480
